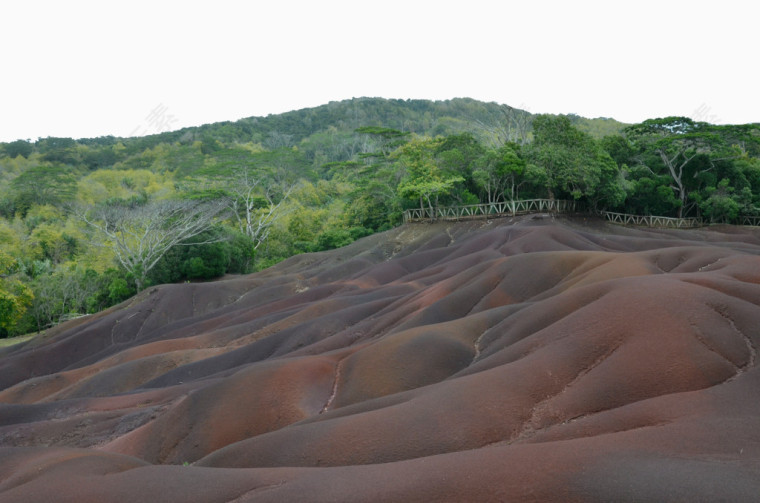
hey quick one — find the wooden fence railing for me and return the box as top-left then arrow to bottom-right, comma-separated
739,215 -> 760,227
402,199 -> 580,223
599,212 -> 703,229
402,200 -> 760,229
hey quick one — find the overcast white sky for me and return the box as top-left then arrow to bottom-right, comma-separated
0,0 -> 756,142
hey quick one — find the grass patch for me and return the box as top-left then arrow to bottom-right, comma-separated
0,334 -> 35,348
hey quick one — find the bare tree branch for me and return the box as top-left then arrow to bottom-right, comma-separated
223,167 -> 294,252
474,105 -> 532,148
74,199 -> 228,291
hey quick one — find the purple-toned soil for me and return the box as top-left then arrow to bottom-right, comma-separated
2,215 -> 760,501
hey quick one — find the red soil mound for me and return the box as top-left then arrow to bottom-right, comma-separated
1,215 -> 760,502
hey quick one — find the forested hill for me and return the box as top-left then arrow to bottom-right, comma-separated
4,98 -> 626,157
86,97 -> 627,149
1,97 -> 758,338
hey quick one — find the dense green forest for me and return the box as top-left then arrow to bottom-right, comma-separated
1,97 -> 759,337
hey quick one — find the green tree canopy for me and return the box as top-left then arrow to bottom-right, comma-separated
473,144 -> 527,203
3,140 -> 33,159
0,250 -> 34,336
624,117 -> 719,216
10,164 -> 77,215
526,115 -> 623,208
394,137 -> 465,217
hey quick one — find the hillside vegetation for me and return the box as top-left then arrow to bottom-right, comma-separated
1,97 -> 758,336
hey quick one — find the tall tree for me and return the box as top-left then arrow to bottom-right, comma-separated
434,133 -> 483,203
395,137 -> 464,218
624,118 -> 720,217
10,164 -> 77,214
526,115 -> 623,208
36,137 -> 79,165
473,144 -> 527,203
355,126 -> 411,168
0,250 -> 33,337
474,104 -> 532,147
2,140 -> 33,159
223,167 -> 293,253
76,199 -> 228,291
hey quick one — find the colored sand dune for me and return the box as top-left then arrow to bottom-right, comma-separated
1,215 -> 760,501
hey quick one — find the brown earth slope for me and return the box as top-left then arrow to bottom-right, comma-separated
1,215 -> 760,502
